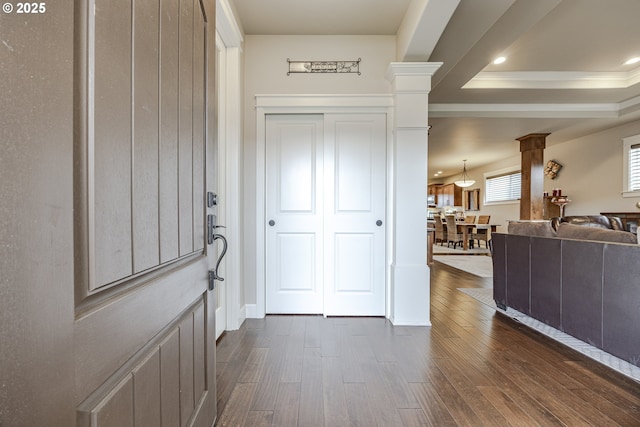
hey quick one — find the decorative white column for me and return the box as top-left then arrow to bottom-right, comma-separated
386,62 -> 442,326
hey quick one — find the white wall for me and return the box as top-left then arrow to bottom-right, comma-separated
458,119 -> 640,229
544,120 -> 640,215
242,35 -> 396,306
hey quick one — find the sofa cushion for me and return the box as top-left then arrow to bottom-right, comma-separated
608,216 -> 625,231
556,215 -> 611,229
508,220 -> 557,237
578,216 -> 611,228
556,223 -> 637,244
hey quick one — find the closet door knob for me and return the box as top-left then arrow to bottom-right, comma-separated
376,220 -> 383,226
269,220 -> 275,226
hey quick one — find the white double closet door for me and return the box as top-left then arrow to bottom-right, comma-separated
266,113 -> 387,316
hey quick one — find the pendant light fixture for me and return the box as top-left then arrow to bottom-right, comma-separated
454,160 -> 475,188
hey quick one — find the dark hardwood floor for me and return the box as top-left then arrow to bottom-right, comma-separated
215,261 -> 640,426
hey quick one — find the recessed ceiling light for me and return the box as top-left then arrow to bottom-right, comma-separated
625,57 -> 640,65
493,56 -> 506,65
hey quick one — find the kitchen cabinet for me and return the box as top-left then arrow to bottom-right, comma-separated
439,183 -> 462,207
428,184 -> 441,205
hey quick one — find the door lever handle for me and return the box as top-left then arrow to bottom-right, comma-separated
209,233 -> 227,290
208,213 -> 227,245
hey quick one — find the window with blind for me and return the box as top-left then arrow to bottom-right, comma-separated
484,167 -> 521,204
623,135 -> 640,196
630,144 -> 640,190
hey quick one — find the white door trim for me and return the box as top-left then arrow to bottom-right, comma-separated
254,94 -> 394,319
214,0 -> 244,332
214,33 -> 227,338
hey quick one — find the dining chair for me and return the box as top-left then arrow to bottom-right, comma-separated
434,213 -> 449,245
445,214 -> 464,248
463,215 -> 476,247
473,215 -> 491,247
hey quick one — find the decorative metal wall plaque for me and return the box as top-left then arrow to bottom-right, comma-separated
287,58 -> 361,75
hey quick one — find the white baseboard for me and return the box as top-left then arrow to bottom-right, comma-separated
225,304 -> 249,331
238,304 -> 247,323
245,303 -> 259,318
390,317 -> 432,327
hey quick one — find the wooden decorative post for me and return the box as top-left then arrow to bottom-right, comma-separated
517,133 -> 549,220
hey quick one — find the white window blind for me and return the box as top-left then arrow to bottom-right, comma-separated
629,143 -> 640,191
485,170 -> 521,203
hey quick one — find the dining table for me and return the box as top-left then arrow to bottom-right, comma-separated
456,223 -> 500,250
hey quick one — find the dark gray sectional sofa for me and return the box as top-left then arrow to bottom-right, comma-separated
492,221 -> 640,368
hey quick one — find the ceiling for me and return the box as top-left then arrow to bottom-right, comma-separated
229,0 -> 640,180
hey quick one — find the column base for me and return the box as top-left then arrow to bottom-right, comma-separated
389,263 -> 431,326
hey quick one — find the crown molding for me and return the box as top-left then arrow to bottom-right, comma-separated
428,102 -> 621,118
385,62 -> 443,80
463,68 -> 640,90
